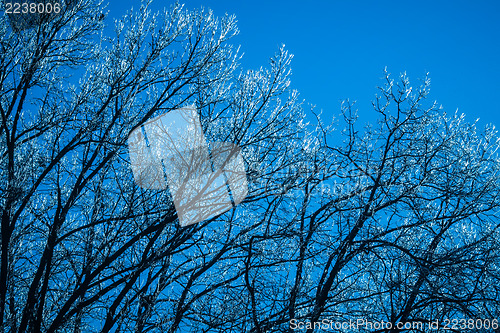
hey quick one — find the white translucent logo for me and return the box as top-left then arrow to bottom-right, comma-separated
128,106 -> 248,227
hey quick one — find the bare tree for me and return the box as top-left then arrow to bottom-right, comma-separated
1,1 -> 500,333
291,73 -> 500,333
0,1 -> 305,331
233,72 -> 500,333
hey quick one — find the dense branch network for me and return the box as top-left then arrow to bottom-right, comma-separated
1,1 -> 499,333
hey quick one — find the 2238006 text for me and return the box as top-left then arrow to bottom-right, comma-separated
4,2 -> 61,14
443,318 -> 498,330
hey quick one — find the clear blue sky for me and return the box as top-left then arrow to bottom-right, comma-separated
109,1 -> 500,129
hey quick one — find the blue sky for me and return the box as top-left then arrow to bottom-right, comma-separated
109,0 -> 500,129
